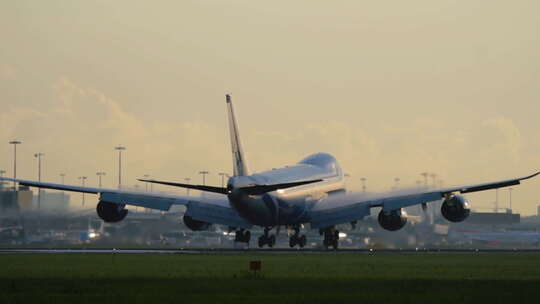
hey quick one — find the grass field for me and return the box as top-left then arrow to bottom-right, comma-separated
1,253 -> 539,304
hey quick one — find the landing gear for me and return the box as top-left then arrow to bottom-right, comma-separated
289,225 -> 307,248
258,227 -> 276,248
321,227 -> 339,250
234,229 -> 251,247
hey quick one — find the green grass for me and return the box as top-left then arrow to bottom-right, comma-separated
1,253 -> 539,303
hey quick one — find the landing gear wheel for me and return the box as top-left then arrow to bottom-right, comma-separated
332,230 -> 339,250
289,236 -> 297,248
322,227 -> 339,250
269,235 -> 276,248
234,229 -> 251,247
299,235 -> 307,248
243,230 -> 251,243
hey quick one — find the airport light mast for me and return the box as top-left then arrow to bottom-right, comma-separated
96,172 -> 106,187
78,176 -> 87,206
9,140 -> 22,190
59,173 -> 66,205
0,170 -> 5,189
218,172 -> 228,188
143,174 -> 150,191
393,177 -> 400,190
509,188 -> 513,211
420,172 -> 428,187
115,146 -> 126,189
184,177 -> 191,195
360,177 -> 367,193
34,152 -> 44,211
430,173 -> 437,187
199,171 -> 209,186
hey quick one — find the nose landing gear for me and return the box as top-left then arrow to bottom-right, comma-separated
258,227 -> 276,248
289,225 -> 307,248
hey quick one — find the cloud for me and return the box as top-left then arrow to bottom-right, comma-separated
1,77 -> 230,192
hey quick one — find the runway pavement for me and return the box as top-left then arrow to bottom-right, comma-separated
2,248 -> 540,254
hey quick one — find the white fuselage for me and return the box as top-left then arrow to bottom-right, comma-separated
227,153 -> 345,226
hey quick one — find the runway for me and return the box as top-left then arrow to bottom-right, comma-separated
2,248 -> 540,254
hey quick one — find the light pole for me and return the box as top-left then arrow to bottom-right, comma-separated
115,146 -> 126,189
495,188 -> 499,212
509,188 -> 513,211
9,140 -> 22,190
60,173 -> 66,204
218,172 -> 228,188
34,153 -> 44,181
143,174 -> 150,191
393,177 -> 400,190
78,176 -> 87,206
34,152 -> 44,211
420,172 -> 428,187
0,169 -> 5,189
199,171 -> 209,185
430,173 -> 437,187
360,177 -> 367,193
184,177 -> 191,195
96,172 -> 106,187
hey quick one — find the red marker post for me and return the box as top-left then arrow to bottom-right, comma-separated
249,260 -> 262,276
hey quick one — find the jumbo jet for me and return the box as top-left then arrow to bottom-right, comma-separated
2,95 -> 538,249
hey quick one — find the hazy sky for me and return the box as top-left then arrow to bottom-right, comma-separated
1,1 -> 539,214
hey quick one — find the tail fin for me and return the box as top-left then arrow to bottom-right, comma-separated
226,94 -> 249,176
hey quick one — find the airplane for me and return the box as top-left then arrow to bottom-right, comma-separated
1,95 -> 539,249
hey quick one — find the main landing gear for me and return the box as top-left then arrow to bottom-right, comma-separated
289,225 -> 307,248
321,227 -> 339,250
258,227 -> 276,248
234,229 -> 251,247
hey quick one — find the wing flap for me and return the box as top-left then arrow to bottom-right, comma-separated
310,202 -> 370,229
100,192 -> 181,211
186,200 -> 252,229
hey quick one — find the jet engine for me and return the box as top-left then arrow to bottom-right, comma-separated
183,215 -> 211,231
96,201 -> 128,223
378,209 -> 407,231
441,194 -> 470,222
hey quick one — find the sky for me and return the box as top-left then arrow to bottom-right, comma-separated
1,1 -> 539,214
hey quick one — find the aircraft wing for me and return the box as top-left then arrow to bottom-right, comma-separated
0,177 -> 252,229
309,171 -> 539,229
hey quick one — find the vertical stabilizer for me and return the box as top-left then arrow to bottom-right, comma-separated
226,94 -> 249,176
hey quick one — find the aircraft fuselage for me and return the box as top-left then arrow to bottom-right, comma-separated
227,152 -> 345,226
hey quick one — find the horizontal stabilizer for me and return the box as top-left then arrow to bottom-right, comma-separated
138,178 -> 323,195
138,179 -> 228,194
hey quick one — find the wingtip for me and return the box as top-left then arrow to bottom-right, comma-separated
523,171 -> 540,180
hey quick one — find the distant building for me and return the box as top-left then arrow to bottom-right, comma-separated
0,184 -> 69,212
31,191 -> 70,212
467,212 -> 520,225
0,185 -> 34,211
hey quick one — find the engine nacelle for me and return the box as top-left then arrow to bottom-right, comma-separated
441,195 -> 470,222
96,201 -> 128,223
183,215 -> 211,231
378,209 -> 407,231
